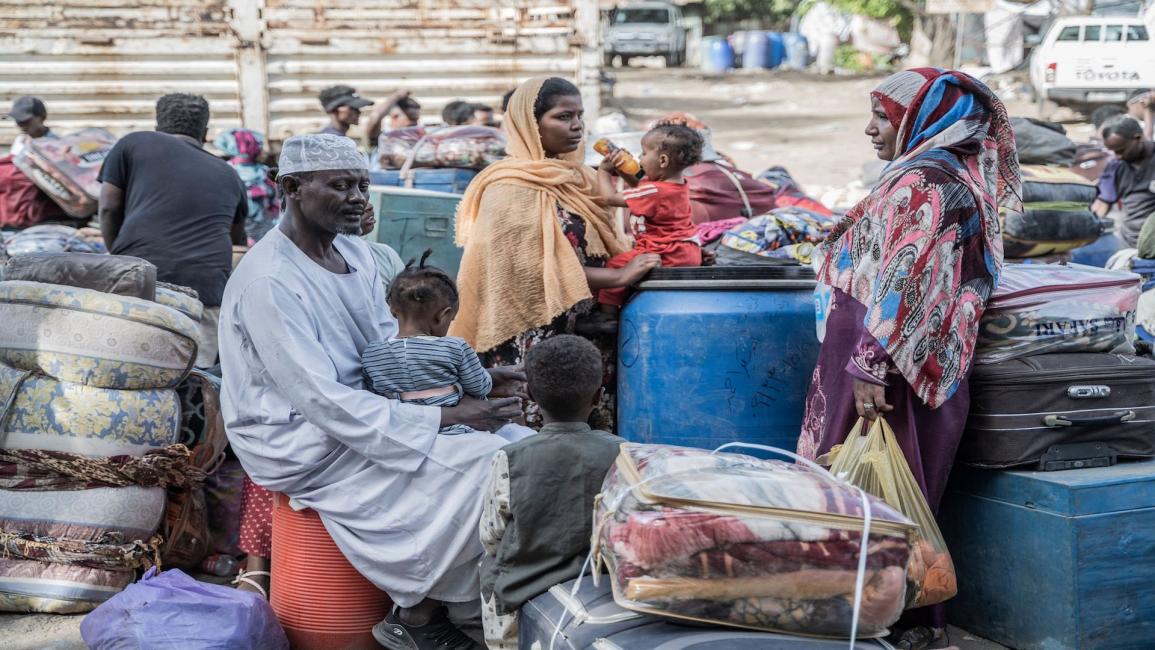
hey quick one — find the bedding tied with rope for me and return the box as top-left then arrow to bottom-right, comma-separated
0,530 -> 160,571
583,442 -> 918,642
0,444 -> 205,491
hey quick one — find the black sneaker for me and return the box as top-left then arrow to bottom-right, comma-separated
372,607 -> 482,650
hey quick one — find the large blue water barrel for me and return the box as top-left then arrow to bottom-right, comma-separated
700,36 -> 734,74
767,32 -> 786,69
782,32 -> 810,70
742,31 -> 770,69
618,267 -> 820,452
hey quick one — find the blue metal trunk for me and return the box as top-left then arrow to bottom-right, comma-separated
617,267 -> 820,453
941,461 -> 1155,649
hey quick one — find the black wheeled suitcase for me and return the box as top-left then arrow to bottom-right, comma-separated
519,577 -> 890,649
960,353 -> 1155,470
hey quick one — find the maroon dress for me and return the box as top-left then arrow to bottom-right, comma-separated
797,287 -> 971,629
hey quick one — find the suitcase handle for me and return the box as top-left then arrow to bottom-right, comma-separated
1043,410 -> 1136,428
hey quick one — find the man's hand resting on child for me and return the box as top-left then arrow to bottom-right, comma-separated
441,396 -> 522,432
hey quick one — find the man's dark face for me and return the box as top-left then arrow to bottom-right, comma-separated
16,115 -> 47,138
1106,132 -> 1147,164
335,105 -> 362,127
288,169 -> 370,236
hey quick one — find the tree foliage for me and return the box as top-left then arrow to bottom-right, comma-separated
828,0 -> 916,39
703,0 -> 797,27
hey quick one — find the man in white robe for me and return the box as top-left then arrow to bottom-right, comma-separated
219,134 -> 522,650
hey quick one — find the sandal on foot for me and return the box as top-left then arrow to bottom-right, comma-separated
233,570 -> 271,600
892,626 -> 945,650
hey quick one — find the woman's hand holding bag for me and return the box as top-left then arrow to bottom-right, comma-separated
821,416 -> 958,609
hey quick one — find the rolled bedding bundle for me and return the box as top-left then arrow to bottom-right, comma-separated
1019,164 -> 1098,204
155,282 -> 204,323
594,444 -> 916,638
0,280 -> 198,390
0,361 -> 180,613
1002,201 -> 1103,259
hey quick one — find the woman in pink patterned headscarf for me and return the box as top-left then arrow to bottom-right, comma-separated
798,68 -> 1021,650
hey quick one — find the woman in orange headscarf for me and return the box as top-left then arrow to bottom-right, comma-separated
452,77 -> 660,430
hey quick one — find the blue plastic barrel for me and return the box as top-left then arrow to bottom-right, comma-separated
700,36 -> 734,74
767,32 -> 786,69
617,267 -> 820,453
782,33 -> 810,70
742,31 -> 770,69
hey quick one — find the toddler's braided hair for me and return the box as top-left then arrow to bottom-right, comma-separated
387,250 -> 458,318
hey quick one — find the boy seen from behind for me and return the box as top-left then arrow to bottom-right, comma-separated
478,335 -> 623,649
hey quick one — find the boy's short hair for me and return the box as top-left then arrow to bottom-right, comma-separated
387,250 -> 458,320
525,335 -> 603,421
648,123 -> 704,169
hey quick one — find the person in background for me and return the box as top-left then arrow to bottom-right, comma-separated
360,201 -> 406,292
97,93 -> 248,369
442,100 -> 476,127
471,104 -> 496,127
320,85 -> 411,144
500,89 -> 516,116
1098,115 -> 1155,258
479,334 -> 622,650
1126,90 -> 1155,140
4,96 -> 52,141
1088,106 -> 1127,216
214,127 -> 280,242
797,68 -> 1021,650
387,96 -> 423,131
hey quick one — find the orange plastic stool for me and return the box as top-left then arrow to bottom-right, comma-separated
270,492 -> 391,649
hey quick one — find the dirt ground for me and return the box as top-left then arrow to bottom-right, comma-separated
607,65 -> 1092,199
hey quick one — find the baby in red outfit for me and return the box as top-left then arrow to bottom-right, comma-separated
596,124 -> 704,311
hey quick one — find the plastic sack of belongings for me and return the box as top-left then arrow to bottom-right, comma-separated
1005,166 -> 1102,259
593,443 -> 915,638
716,207 -> 836,265
81,567 -> 288,650
376,125 -> 506,170
2,224 -> 105,258
822,419 -> 957,609
976,263 -> 1140,365
12,128 -> 117,218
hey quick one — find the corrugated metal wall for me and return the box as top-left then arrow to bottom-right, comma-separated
0,0 -> 601,146
0,0 -> 242,144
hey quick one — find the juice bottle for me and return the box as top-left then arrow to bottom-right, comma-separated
593,138 -> 645,180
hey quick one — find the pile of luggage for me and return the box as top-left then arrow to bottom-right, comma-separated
0,253 -> 221,613
1004,165 -> 1103,261
372,125 -> 506,193
962,262 -> 1155,469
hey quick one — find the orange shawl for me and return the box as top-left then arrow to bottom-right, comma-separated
450,77 -> 628,353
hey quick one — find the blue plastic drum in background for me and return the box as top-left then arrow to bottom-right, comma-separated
700,36 -> 734,74
767,32 -> 786,69
742,31 -> 770,69
782,32 -> 810,70
617,266 -> 821,454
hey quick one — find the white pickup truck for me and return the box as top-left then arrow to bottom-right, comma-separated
1030,16 -> 1155,108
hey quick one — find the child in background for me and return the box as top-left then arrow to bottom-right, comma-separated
596,124 -> 704,311
478,335 -> 623,650
361,251 -> 492,434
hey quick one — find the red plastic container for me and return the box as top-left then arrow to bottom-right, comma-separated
270,493 -> 391,649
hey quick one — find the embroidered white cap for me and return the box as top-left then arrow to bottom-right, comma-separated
277,133 -> 367,176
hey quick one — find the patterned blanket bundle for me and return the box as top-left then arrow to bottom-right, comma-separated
594,444 -> 915,638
